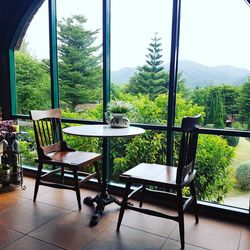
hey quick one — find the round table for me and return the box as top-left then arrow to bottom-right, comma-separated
63,124 -> 145,138
63,124 -> 145,225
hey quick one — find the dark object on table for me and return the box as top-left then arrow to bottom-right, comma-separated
117,115 -> 201,250
30,109 -> 102,210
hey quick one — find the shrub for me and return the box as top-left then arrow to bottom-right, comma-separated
236,161 -> 250,190
223,135 -> 240,147
223,127 -> 239,147
195,135 -> 235,202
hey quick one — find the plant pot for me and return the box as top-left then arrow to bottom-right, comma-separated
109,113 -> 130,128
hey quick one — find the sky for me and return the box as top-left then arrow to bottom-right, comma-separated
25,0 -> 250,71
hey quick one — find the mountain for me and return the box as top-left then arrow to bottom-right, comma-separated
111,60 -> 250,88
111,67 -> 137,85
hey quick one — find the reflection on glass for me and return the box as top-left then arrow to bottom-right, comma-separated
15,1 -> 51,115
57,0 -> 103,120
110,0 -> 172,125
177,0 -> 250,130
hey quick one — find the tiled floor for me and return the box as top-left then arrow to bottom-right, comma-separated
0,177 -> 249,250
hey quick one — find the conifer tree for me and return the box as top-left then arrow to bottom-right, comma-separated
58,15 -> 102,110
239,77 -> 250,128
205,90 -> 225,128
127,33 -> 168,99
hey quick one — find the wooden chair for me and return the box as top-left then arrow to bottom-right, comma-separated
117,115 -> 201,249
30,109 -> 102,210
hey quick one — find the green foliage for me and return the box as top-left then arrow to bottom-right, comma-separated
236,161 -> 250,190
224,135 -> 240,147
175,93 -> 205,125
223,128 -> 240,147
195,135 -> 235,202
58,15 -> 102,110
62,104 -> 103,121
15,52 -> 50,114
206,90 -> 225,128
127,33 -> 168,99
192,85 -> 240,128
107,101 -> 133,114
238,77 -> 250,125
112,131 -> 167,180
19,140 -> 37,166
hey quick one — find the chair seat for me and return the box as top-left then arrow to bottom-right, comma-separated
36,150 -> 102,167
120,163 -> 195,188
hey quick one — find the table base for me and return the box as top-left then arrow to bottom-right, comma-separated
84,191 -> 121,226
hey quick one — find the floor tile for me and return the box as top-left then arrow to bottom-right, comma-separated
4,235 -> 64,250
84,222 -> 166,250
239,225 -> 250,250
36,188 -> 83,210
120,203 -> 177,238
0,225 -> 24,249
1,177 -> 247,250
29,211 -> 111,250
169,215 -> 242,250
161,238 -> 206,250
10,177 -> 51,200
0,192 -> 27,215
0,199 -> 66,234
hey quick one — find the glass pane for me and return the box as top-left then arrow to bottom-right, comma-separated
110,130 -> 167,184
178,131 -> 250,210
177,0 -> 250,130
15,1 -> 51,115
17,119 -> 37,169
223,136 -> 250,210
57,0 -> 103,120
110,0 -> 172,125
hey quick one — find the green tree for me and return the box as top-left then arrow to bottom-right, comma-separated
127,33 -> 168,99
206,90 -> 225,128
192,85 -> 238,128
15,51 -> 50,114
217,85 -> 240,121
239,77 -> 250,128
58,15 -> 102,110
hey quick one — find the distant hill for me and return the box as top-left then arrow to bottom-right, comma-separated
111,60 -> 250,88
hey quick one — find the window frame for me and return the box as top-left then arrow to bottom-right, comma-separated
7,0 -> 250,215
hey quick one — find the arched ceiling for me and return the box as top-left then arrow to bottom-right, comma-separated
0,0 -> 43,49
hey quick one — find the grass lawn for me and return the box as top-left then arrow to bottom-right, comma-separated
227,137 -> 250,198
231,137 -> 250,168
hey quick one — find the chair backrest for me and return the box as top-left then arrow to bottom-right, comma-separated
176,114 -> 201,184
30,109 -> 65,159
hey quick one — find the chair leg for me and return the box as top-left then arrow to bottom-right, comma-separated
190,181 -> 199,224
33,163 -> 43,202
177,189 -> 185,250
139,184 -> 146,208
94,161 -> 101,184
73,168 -> 81,210
117,182 -> 131,231
61,166 -> 65,184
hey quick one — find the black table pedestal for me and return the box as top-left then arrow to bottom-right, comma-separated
84,191 -> 121,226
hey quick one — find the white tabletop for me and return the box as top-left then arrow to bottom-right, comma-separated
63,124 -> 145,138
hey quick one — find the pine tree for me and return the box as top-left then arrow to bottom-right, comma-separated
127,33 -> 168,99
58,15 -> 102,110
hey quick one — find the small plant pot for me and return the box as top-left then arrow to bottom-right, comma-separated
109,113 -> 130,128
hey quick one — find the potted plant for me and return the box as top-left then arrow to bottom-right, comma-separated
105,101 -> 133,128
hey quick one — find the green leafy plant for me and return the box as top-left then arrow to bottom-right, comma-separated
236,161 -> 250,190
107,100 -> 133,114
